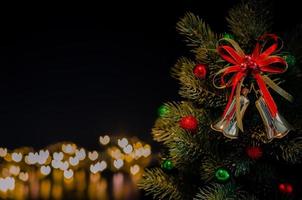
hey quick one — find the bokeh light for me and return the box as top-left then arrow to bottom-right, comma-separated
0,135 -> 152,199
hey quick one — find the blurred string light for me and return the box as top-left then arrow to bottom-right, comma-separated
53,152 -> 64,161
0,148 -> 7,157
88,151 -> 99,161
18,172 -> 28,182
75,148 -> 86,160
62,144 -> 76,155
99,135 -> 110,145
113,159 -> 124,169
0,177 -> 15,192
59,161 -> 69,171
123,144 -> 133,154
11,152 -> 22,163
90,161 -> 107,174
69,156 -> 79,166
0,135 -> 153,199
40,165 -> 51,176
118,138 -> 128,148
63,169 -> 74,179
24,150 -> 49,165
9,165 -> 20,176
130,164 -> 140,175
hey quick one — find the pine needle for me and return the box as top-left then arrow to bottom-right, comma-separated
226,0 -> 272,51
177,12 -> 218,49
138,168 -> 183,200
171,57 -> 226,107
278,137 -> 302,163
194,183 -> 257,200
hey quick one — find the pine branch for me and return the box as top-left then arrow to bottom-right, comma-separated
200,154 -> 222,182
194,49 -> 225,80
177,12 -> 218,49
194,183 -> 257,200
234,159 -> 252,177
226,0 -> 272,51
152,99 -> 223,169
249,123 -> 270,143
152,101 -> 212,168
152,101 -> 204,144
171,57 -> 226,108
194,46 -> 221,64
176,13 -> 223,81
277,137 -> 302,163
138,168 -> 183,200
199,152 -> 251,182
166,126 -> 206,169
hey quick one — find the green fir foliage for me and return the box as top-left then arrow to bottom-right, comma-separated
278,137 -> 302,163
172,57 -> 226,108
226,0 -> 272,50
194,183 -> 257,200
176,12 -> 218,49
138,168 -> 183,200
139,0 -> 302,199
152,101 -> 205,144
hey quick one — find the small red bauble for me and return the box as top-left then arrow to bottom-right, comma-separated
193,64 -> 207,79
246,146 -> 263,160
279,183 -> 293,194
179,116 -> 198,132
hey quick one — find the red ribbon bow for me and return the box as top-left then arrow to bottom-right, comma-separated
215,34 -> 292,130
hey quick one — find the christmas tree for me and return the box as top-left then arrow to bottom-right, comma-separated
139,1 -> 302,199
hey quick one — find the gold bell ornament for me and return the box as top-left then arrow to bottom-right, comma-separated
211,88 -> 250,139
255,96 -> 292,141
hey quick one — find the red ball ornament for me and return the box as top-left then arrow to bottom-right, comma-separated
246,146 -> 263,160
179,116 -> 198,132
279,183 -> 293,194
193,64 -> 207,79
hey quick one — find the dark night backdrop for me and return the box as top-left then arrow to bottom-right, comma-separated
0,1 -> 300,150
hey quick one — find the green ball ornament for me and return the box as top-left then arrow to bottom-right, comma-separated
215,168 -> 230,182
158,105 -> 169,117
223,33 -> 234,40
284,54 -> 296,67
162,159 -> 174,170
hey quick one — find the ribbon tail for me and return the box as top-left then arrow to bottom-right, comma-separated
223,72 -> 245,117
262,75 -> 294,102
254,73 -> 278,117
236,77 -> 245,132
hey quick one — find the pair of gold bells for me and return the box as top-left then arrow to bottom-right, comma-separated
211,87 -> 292,141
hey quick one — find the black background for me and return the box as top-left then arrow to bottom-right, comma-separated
0,1 -> 300,150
